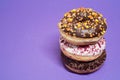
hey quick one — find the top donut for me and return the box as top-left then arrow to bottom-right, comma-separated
58,7 -> 107,38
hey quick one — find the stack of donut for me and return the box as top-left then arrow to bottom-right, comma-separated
58,7 -> 107,74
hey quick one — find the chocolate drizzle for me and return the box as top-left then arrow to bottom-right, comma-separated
61,50 -> 106,73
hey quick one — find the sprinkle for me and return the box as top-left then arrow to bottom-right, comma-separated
86,25 -> 89,28
58,22 -> 61,28
62,18 -> 67,23
71,9 -> 76,13
88,15 -> 93,19
79,17 -> 83,21
77,23 -> 81,28
104,18 -> 107,24
101,22 -> 104,25
66,27 -> 70,31
64,13 -> 71,17
91,27 -> 94,29
79,7 -> 84,11
103,31 -> 106,33
81,27 -> 84,30
84,22 -> 87,26
63,24 -> 67,27
90,34 -> 93,37
99,27 -> 103,30
64,13 -> 68,17
88,8 -> 92,11
101,31 -> 105,34
74,26 -> 77,29
72,13 -> 76,17
95,19 -> 99,22
67,18 -> 73,22
92,12 -> 97,16
101,31 -> 104,35
99,14 -> 103,17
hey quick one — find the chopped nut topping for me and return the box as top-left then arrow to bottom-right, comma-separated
58,7 -> 107,38
67,18 -> 73,22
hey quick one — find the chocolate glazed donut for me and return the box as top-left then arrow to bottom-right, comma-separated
59,8 -> 107,38
61,50 -> 106,74
58,7 -> 107,45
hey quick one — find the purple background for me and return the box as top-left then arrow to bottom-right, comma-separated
0,0 -> 120,80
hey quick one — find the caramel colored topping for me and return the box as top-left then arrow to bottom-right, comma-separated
71,9 -> 76,13
72,13 -> 76,17
99,27 -> 103,30
79,7 -> 84,11
84,22 -> 87,26
92,12 -> 97,17
99,14 -> 103,17
74,26 -> 77,29
76,23 -> 81,28
101,32 -> 104,35
104,19 -> 107,24
63,24 -> 67,27
95,19 -> 99,22
86,26 -> 89,29
58,7 -> 107,38
58,22 -> 61,28
79,17 -> 83,21
91,26 -> 94,29
67,18 -> 73,22
88,15 -> 93,19
66,27 -> 70,31
64,12 -> 71,17
101,22 -> 104,25
90,34 -> 93,37
103,31 -> 106,33
81,27 -> 84,30
64,13 -> 68,17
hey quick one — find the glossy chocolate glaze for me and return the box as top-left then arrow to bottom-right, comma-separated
59,8 -> 107,38
61,50 -> 106,73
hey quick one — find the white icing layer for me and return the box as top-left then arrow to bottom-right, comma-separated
60,37 -> 106,56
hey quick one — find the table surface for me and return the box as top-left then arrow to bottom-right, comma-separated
0,0 -> 120,80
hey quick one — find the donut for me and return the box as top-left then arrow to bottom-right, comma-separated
60,37 -> 106,61
61,49 -> 106,74
58,7 -> 107,45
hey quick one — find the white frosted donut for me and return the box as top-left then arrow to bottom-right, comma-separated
60,37 -> 106,57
